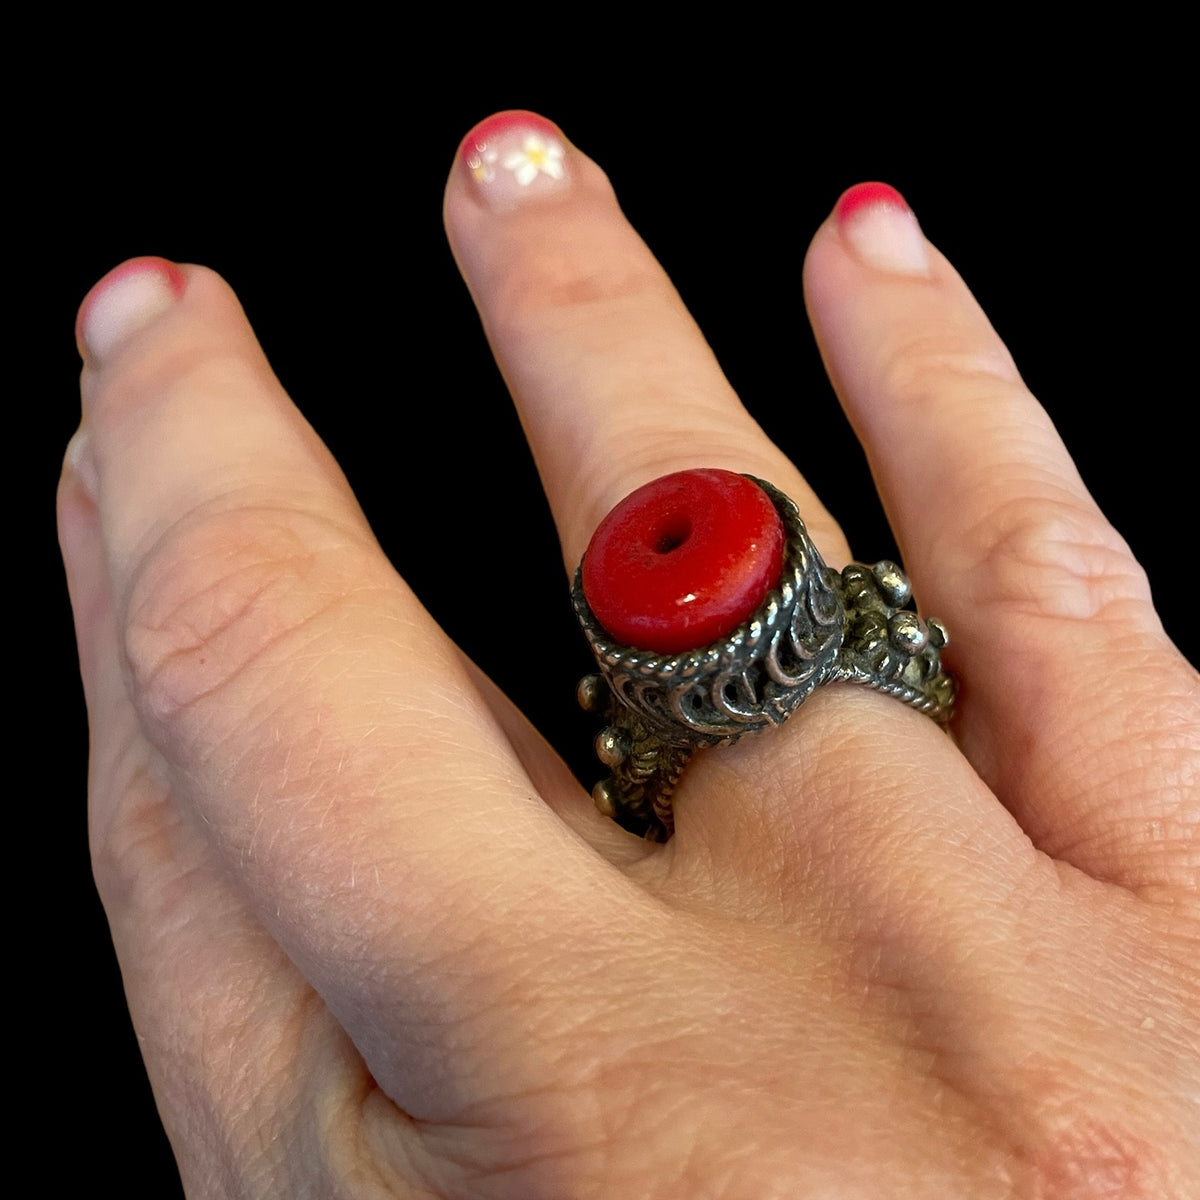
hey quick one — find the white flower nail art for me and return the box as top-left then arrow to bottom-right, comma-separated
501,134 -> 565,186
462,115 -> 571,210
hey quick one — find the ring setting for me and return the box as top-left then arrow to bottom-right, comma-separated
573,470 -> 955,840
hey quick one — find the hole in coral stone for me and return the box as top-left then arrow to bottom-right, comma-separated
653,517 -> 693,555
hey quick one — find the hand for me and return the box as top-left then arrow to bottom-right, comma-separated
60,111 -> 1199,1197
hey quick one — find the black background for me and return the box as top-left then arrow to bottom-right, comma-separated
28,54 -> 1195,1197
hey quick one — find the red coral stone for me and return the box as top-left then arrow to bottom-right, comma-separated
581,469 -> 785,654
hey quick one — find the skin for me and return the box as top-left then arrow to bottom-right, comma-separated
59,120 -> 1198,1198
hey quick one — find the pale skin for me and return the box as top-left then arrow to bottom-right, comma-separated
60,116 -> 1198,1198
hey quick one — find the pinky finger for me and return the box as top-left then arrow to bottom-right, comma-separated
803,183 -> 1200,898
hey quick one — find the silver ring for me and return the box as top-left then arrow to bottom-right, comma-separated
573,476 -> 956,840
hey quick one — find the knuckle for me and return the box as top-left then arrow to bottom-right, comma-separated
875,328 -> 1021,414
490,243 -> 669,332
90,754 -> 199,917
869,330 -> 1159,630
121,504 -> 363,736
957,494 -> 1153,624
1013,1063 -> 1194,1199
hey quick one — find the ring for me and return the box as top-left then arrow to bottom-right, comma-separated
573,469 -> 956,840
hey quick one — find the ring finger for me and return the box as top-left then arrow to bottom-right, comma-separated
443,110 -> 849,571
442,112 -> 1012,893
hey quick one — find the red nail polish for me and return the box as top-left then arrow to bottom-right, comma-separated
581,469 -> 786,655
835,182 -> 911,224
76,257 -> 186,359
459,110 -> 562,163
833,183 -> 930,276
459,110 -> 570,209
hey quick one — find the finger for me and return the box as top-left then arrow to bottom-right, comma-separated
66,257 -> 650,1116
441,114 -> 1044,900
803,184 -> 1200,897
61,450 -> 337,1193
442,111 -> 851,571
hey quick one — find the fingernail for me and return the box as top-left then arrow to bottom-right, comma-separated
65,426 -> 100,501
835,183 -> 930,277
459,111 -> 571,212
77,256 -> 186,363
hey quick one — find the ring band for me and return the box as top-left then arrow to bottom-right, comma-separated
573,474 -> 956,840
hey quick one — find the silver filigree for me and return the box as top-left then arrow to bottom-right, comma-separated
573,477 -> 956,840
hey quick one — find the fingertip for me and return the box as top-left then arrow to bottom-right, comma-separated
827,181 -> 932,278
63,425 -> 100,503
456,109 -> 565,164
833,181 -> 911,224
76,256 -> 188,365
447,108 -> 577,217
